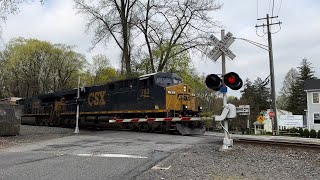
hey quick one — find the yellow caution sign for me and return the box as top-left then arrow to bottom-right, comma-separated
257,115 -> 265,123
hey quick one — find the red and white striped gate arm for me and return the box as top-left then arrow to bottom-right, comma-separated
109,117 -> 201,123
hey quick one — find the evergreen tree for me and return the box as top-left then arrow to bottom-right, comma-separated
287,58 -> 316,114
277,68 -> 299,110
240,77 -> 271,128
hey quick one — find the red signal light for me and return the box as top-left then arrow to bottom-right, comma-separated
224,72 -> 243,90
227,76 -> 236,84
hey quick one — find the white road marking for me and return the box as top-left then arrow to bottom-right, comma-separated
74,153 -> 148,159
151,165 -> 172,170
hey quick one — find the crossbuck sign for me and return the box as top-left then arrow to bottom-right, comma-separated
207,32 -> 236,61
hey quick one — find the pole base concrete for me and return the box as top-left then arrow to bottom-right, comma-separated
221,138 -> 233,150
74,127 -> 79,134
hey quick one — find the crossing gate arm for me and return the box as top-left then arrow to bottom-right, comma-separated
109,117 -> 202,123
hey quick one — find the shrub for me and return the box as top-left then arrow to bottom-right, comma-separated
266,132 -> 272,135
318,130 -> 320,138
310,129 -> 317,138
303,129 -> 309,138
290,127 -> 298,133
299,128 -> 304,137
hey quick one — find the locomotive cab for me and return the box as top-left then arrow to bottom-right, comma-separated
141,72 -> 199,117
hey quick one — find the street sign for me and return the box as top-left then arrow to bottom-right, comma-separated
279,115 -> 303,127
257,115 -> 265,123
269,111 -> 275,118
207,32 -> 236,61
236,105 -> 250,115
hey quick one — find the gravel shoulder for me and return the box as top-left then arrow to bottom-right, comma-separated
0,125 -> 76,149
137,139 -> 320,180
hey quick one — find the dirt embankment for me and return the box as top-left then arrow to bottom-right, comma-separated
0,125 -> 75,149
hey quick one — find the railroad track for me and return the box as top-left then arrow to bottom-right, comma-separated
234,138 -> 320,149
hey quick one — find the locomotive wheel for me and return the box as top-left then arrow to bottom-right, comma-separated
147,125 -> 154,133
160,124 -> 168,134
138,123 -> 149,132
128,123 -> 137,131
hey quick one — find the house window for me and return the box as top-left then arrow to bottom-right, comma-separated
314,113 -> 320,124
312,92 -> 320,103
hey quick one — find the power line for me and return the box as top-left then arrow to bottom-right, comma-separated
271,23 -> 281,34
256,0 -> 258,18
268,0 -> 272,15
272,0 -> 275,17
234,37 -> 269,51
277,0 -> 283,16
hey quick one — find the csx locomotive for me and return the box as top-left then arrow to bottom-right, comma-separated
18,72 -> 205,135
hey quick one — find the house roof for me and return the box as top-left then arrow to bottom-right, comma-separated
304,79 -> 320,91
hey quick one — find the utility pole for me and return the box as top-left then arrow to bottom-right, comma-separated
256,14 -> 282,135
74,76 -> 80,134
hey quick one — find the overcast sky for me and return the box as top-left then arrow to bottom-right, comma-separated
1,0 -> 319,97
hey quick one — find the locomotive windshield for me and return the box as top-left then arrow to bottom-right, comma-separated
173,78 -> 182,84
155,76 -> 182,87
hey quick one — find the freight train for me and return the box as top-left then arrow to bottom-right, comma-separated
18,72 -> 205,135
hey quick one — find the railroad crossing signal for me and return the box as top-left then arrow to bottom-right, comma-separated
207,32 -> 236,61
206,30 -> 237,150
205,72 -> 243,91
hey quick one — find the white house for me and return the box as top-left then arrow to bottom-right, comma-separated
304,79 -> 320,131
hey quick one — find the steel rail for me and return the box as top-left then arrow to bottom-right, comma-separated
234,138 -> 320,149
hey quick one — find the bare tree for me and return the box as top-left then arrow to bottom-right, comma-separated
74,0 -> 138,74
135,0 -> 222,72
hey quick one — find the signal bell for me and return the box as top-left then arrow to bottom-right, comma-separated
205,72 -> 243,91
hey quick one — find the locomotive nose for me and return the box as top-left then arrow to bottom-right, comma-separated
165,84 -> 197,114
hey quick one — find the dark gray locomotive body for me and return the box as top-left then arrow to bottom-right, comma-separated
18,72 -> 204,135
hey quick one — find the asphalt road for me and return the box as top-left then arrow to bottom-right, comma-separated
0,130 -> 217,180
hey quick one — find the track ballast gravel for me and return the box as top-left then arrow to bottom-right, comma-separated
137,140 -> 320,180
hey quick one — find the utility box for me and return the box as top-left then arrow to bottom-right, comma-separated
0,104 -> 22,136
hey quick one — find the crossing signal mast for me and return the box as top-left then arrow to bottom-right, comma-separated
205,30 -> 242,150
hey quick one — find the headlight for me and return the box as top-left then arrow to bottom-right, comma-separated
191,93 -> 196,97
183,86 -> 187,92
167,90 -> 176,94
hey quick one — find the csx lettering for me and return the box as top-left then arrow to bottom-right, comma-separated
88,91 -> 106,106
